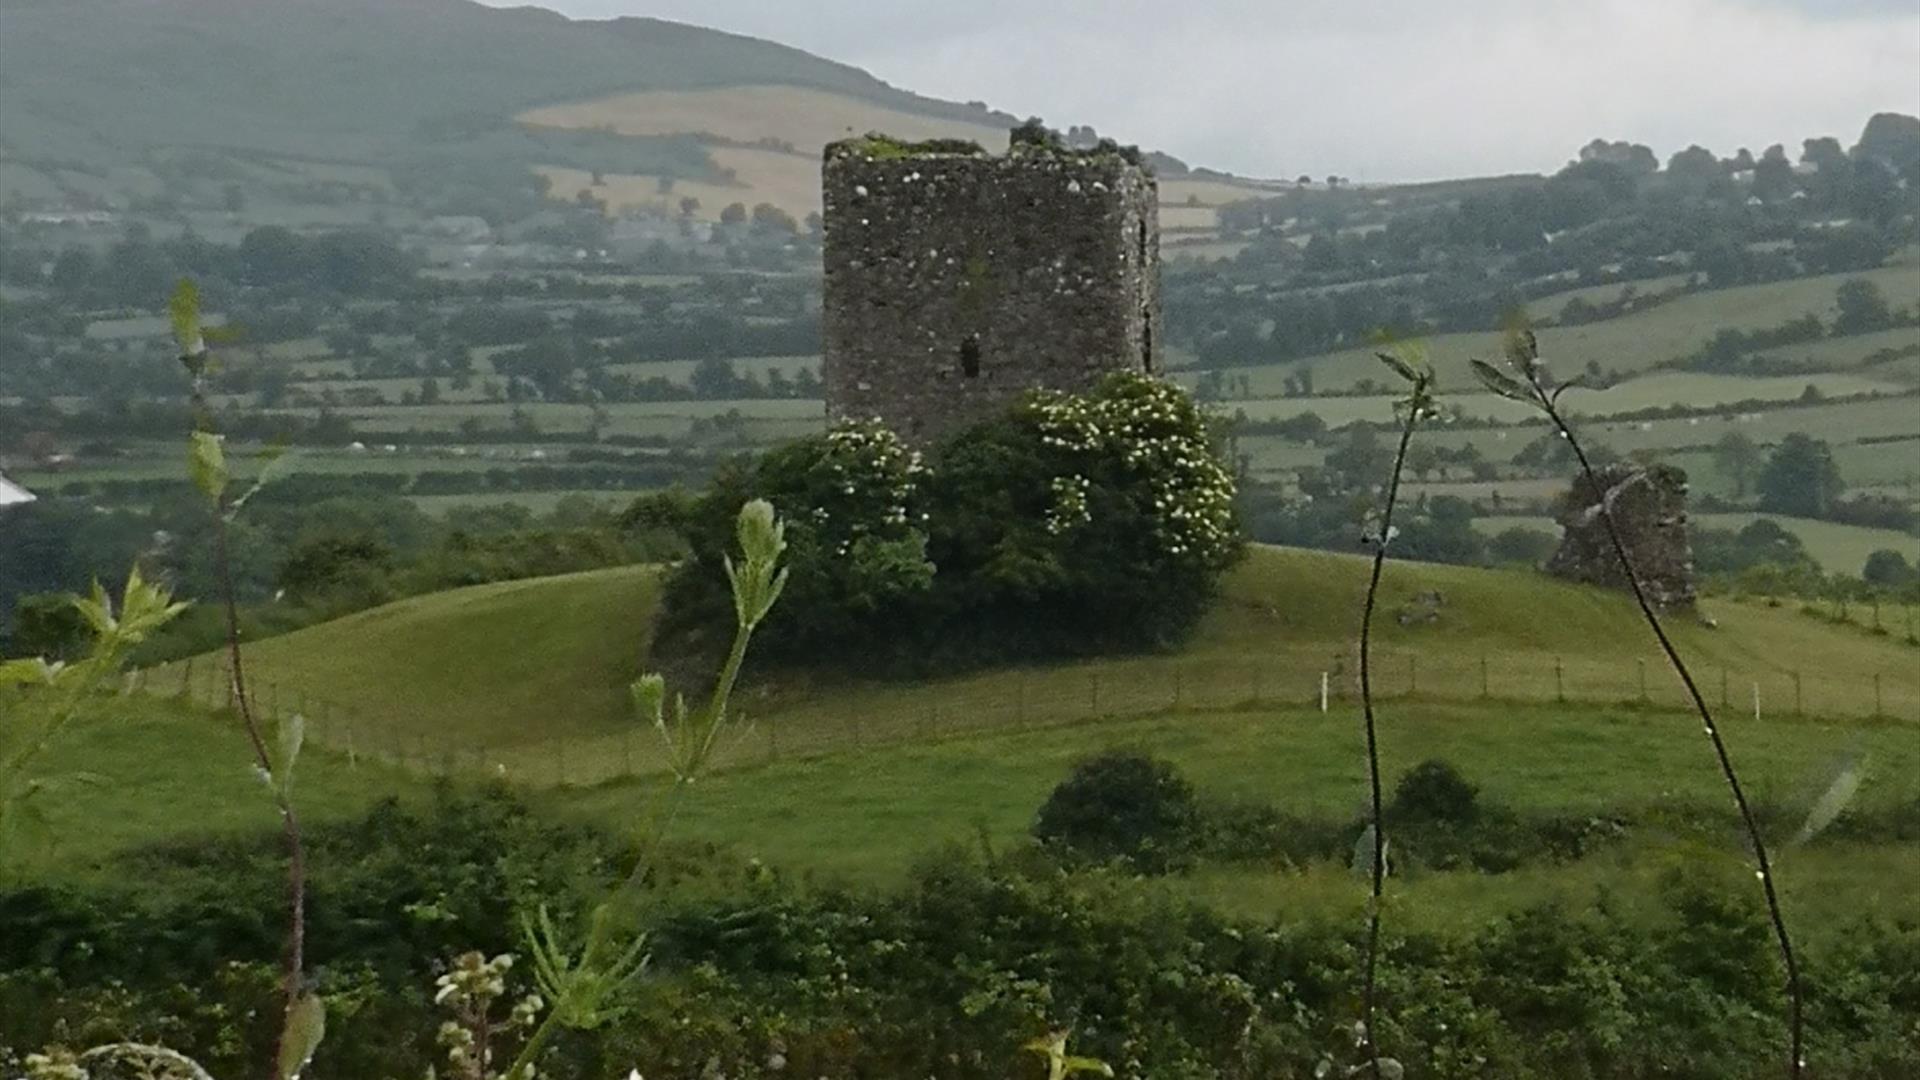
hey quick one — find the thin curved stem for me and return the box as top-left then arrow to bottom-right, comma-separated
190,367 -> 308,1080
1540,399 -> 1802,1080
1356,412 -> 1420,1078
210,492 -> 309,1080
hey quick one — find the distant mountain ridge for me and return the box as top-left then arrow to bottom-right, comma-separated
0,0 -> 1016,169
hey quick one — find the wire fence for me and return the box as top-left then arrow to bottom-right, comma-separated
136,645 -> 1920,792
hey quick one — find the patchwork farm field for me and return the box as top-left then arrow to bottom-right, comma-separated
1475,512 -> 1920,574
1239,265 -> 1920,392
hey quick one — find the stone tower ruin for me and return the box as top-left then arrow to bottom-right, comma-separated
1546,462 -> 1698,611
820,130 -> 1161,443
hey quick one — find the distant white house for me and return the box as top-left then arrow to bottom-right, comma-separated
0,471 -> 36,510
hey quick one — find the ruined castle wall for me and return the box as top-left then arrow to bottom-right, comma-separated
821,146 -> 1159,442
1546,462 -> 1698,610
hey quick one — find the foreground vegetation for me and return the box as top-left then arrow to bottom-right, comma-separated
6,693 -> 1920,1076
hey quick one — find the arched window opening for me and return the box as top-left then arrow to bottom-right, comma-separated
960,336 -> 982,378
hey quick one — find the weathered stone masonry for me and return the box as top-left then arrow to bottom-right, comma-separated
1546,462 -> 1698,611
821,136 -> 1160,442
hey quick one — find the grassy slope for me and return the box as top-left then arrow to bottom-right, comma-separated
22,547 -> 1914,934
178,546 -> 1920,782
2,696 -> 423,883
554,701 -> 1920,935
0,0 -> 969,166
35,668 -> 1918,935
179,566 -> 663,748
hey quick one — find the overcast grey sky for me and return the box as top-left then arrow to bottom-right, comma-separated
485,0 -> 1920,181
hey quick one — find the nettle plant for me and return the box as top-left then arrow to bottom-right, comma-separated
1470,324 -> 1807,1079
0,570 -> 186,860
1342,344 -> 1438,1080
423,498 -> 790,1080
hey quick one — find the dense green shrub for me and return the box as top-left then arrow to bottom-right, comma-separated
1390,759 -> 1481,825
5,592 -> 92,660
661,373 -> 1240,673
5,797 -> 1920,1078
1033,751 -> 1202,873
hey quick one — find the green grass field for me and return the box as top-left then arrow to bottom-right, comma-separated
1197,371 -> 1907,429
1474,512 -> 1920,574
8,541 -> 1910,949
28,680 -> 1920,938
1695,513 -> 1920,572
261,399 -> 823,439
158,546 -> 1920,786
1233,266 -> 1920,392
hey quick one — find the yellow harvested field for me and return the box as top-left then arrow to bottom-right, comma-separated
1160,177 -> 1281,206
1159,205 -> 1220,230
1165,239 -> 1251,262
541,144 -> 828,222
525,85 -> 1269,230
519,84 -> 1009,153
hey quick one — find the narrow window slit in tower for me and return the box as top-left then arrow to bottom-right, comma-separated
1142,312 -> 1154,373
960,336 -> 982,378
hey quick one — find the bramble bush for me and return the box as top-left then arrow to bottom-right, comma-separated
5,803 -> 1919,1078
1033,751 -> 1203,873
661,373 -> 1241,673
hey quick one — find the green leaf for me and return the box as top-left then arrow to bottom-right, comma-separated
276,992 -> 327,1080
630,674 -> 666,727
1375,350 -> 1421,386
170,279 -> 205,358
275,713 -> 305,792
1469,359 -> 1533,404
1796,753 -> 1866,845
188,430 -> 229,503
1502,325 -> 1539,372
0,658 -> 60,688
225,442 -> 291,519
1351,824 -> 1389,879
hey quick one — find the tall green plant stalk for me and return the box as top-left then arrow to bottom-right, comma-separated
499,498 -> 788,1080
172,281 -> 325,1080
1473,326 -> 1803,1080
1352,347 -> 1434,1080
1,570 -> 186,864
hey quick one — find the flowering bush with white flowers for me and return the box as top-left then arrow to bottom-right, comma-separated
922,372 -> 1241,664
1019,374 -> 1238,566
662,373 -> 1240,672
660,419 -> 935,664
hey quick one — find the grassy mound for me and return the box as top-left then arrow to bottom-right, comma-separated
155,546 -> 1918,784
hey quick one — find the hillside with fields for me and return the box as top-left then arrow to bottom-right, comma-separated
5,1 -> 1920,1075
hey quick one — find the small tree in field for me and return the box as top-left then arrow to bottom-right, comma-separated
1034,751 -> 1200,873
